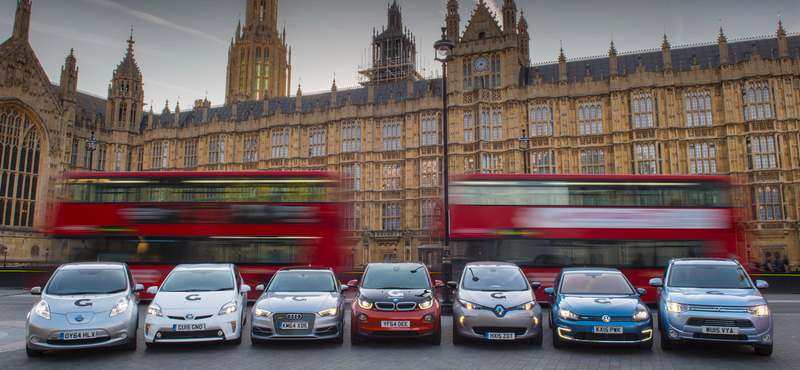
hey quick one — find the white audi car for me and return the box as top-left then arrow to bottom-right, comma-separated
144,264 -> 250,346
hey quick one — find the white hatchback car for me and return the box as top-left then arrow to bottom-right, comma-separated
144,264 -> 250,346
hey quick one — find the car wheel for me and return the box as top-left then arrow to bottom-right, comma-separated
251,336 -> 266,345
551,327 -> 565,349
121,333 -> 137,351
529,333 -> 543,346
430,320 -> 441,345
452,317 -> 465,345
754,344 -> 773,356
26,345 -> 44,357
656,309 -> 662,332
230,333 -> 242,345
638,339 -> 653,350
144,341 -> 159,349
660,330 -> 678,351
350,324 -> 361,345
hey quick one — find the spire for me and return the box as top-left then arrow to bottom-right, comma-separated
661,33 -> 670,50
296,81 -> 302,96
717,20 -> 727,43
609,39 -> 617,55
388,0 -> 402,30
12,0 -> 32,41
59,48 -> 79,102
661,33 -> 672,70
608,39 -> 618,77
558,42 -> 567,82
777,12 -> 786,37
517,10 -> 530,66
114,27 -> 142,80
718,20 -> 729,64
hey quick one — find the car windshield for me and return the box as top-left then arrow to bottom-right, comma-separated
267,271 -> 336,292
360,264 -> 431,290
46,268 -> 127,295
668,264 -> 752,289
560,272 -> 635,295
462,266 -> 528,291
160,270 -> 234,292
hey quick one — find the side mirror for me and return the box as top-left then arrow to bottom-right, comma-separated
434,280 -> 444,288
241,285 -> 251,293
347,279 -> 359,287
256,284 -> 265,291
340,284 -> 349,292
543,287 -> 554,296
30,287 -> 41,295
637,288 -> 647,295
146,286 -> 158,295
756,280 -> 769,289
446,281 -> 458,289
530,282 -> 542,291
133,284 -> 144,293
649,278 -> 663,287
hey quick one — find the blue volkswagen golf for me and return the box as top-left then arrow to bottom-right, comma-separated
545,267 -> 653,349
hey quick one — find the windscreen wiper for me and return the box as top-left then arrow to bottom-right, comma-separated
469,268 -> 479,282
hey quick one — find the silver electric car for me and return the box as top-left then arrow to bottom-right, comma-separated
651,258 -> 774,355
250,266 -> 347,343
26,262 -> 143,357
449,262 -> 543,345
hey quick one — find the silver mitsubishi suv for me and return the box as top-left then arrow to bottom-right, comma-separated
650,258 -> 773,356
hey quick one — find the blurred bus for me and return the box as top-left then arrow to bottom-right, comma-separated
449,174 -> 737,302
49,171 -> 344,298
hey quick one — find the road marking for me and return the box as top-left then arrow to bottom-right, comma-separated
0,322 -> 24,327
765,300 -> 800,303
0,340 -> 25,352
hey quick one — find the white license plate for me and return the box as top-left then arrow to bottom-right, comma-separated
702,326 -> 739,335
280,322 -> 309,330
173,323 -> 205,331
592,326 -> 623,334
486,332 -> 515,340
60,331 -> 97,340
381,321 -> 410,328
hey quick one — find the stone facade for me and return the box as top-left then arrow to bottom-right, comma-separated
0,0 -> 799,270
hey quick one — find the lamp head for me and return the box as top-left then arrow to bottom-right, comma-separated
433,27 -> 454,62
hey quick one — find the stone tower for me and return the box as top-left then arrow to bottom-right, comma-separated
107,31 -> 144,132
225,0 -> 291,104
358,1 -> 421,85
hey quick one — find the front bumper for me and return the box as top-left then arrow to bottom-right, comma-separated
26,310 -> 137,351
453,303 -> 542,340
351,308 -> 438,339
554,317 -> 653,344
144,310 -> 241,343
250,312 -> 342,340
661,310 -> 773,345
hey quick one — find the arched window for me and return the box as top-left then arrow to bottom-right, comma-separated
0,107 -> 41,227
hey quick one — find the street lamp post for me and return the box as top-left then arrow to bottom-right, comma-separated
86,131 -> 98,171
1,245 -> 7,268
518,129 -> 530,174
434,27 -> 454,313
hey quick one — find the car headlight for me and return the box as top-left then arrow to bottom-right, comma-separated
318,307 -> 338,317
418,299 -> 434,310
558,308 -> 580,321
665,301 -> 689,314
458,299 -> 483,310
34,300 -> 50,320
748,304 -> 769,316
147,303 -> 163,317
109,296 -> 130,317
254,307 -> 272,317
357,298 -> 373,310
632,305 -> 649,322
514,300 -> 535,311
219,301 -> 238,315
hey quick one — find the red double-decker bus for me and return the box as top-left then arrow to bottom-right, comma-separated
449,174 -> 738,303
49,171 -> 344,298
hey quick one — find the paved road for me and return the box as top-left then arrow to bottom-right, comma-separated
1,290 -> 800,369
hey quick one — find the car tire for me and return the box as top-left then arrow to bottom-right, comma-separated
121,334 -> 137,351
251,336 -> 266,345
332,332 -> 344,344
350,324 -> 361,345
144,341 -> 159,349
26,345 -> 43,357
452,317 -> 465,345
529,333 -> 543,346
430,321 -> 441,345
660,331 -> 678,350
551,328 -> 565,348
656,309 -> 663,332
754,344 -> 773,356
638,339 -> 653,350
230,333 -> 242,345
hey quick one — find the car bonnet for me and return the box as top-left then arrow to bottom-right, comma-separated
44,291 -> 129,315
256,291 -> 339,312
154,290 -> 236,310
458,289 -> 534,308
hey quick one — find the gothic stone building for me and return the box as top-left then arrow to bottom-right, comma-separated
1,0 -> 800,269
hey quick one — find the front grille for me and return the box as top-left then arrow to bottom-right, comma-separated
375,302 -> 395,311
166,315 -> 213,321
574,332 -> 640,341
396,302 -> 416,311
472,327 -> 528,336
274,313 -> 315,335
157,330 -> 222,340
686,318 -> 754,328
688,305 -> 748,313
693,333 -> 748,341
47,337 -> 110,346
582,316 -> 631,322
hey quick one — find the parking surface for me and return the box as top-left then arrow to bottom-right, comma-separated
2,290 -> 800,369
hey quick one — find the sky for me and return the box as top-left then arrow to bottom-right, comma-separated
1,0 -> 798,113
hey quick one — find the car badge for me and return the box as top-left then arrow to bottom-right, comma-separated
392,298 -> 399,303
186,314 -> 194,320
601,315 -> 611,323
75,315 -> 85,322
493,305 -> 506,318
